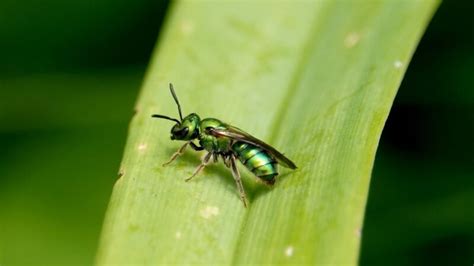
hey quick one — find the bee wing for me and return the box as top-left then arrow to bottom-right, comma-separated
207,126 -> 297,169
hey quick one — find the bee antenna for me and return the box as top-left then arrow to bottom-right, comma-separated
151,114 -> 181,124
169,83 -> 183,121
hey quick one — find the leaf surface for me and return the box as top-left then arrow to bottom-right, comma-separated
96,1 -> 439,264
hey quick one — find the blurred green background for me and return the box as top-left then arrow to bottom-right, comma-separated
0,1 -> 472,265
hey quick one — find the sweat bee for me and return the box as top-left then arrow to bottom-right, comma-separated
152,84 -> 297,207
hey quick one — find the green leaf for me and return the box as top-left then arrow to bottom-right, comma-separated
96,1 -> 439,264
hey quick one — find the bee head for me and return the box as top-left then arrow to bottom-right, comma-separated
151,83 -> 200,141
170,113 -> 200,140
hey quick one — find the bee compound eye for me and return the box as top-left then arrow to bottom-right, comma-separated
176,127 -> 189,138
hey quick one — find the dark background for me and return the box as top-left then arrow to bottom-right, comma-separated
361,1 -> 474,264
0,1 -> 472,265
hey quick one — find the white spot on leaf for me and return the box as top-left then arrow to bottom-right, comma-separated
344,32 -> 360,48
200,206 -> 219,219
181,20 -> 194,35
175,231 -> 182,239
284,246 -> 294,257
355,228 -> 362,238
138,143 -> 147,151
394,60 -> 403,69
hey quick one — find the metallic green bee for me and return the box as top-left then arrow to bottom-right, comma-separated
152,84 -> 297,207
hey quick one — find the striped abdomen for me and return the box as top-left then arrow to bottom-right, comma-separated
231,142 -> 278,185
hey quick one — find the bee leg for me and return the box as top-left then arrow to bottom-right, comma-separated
189,142 -> 204,151
222,154 -> 231,168
185,152 -> 212,182
229,155 -> 248,208
163,142 -> 189,166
